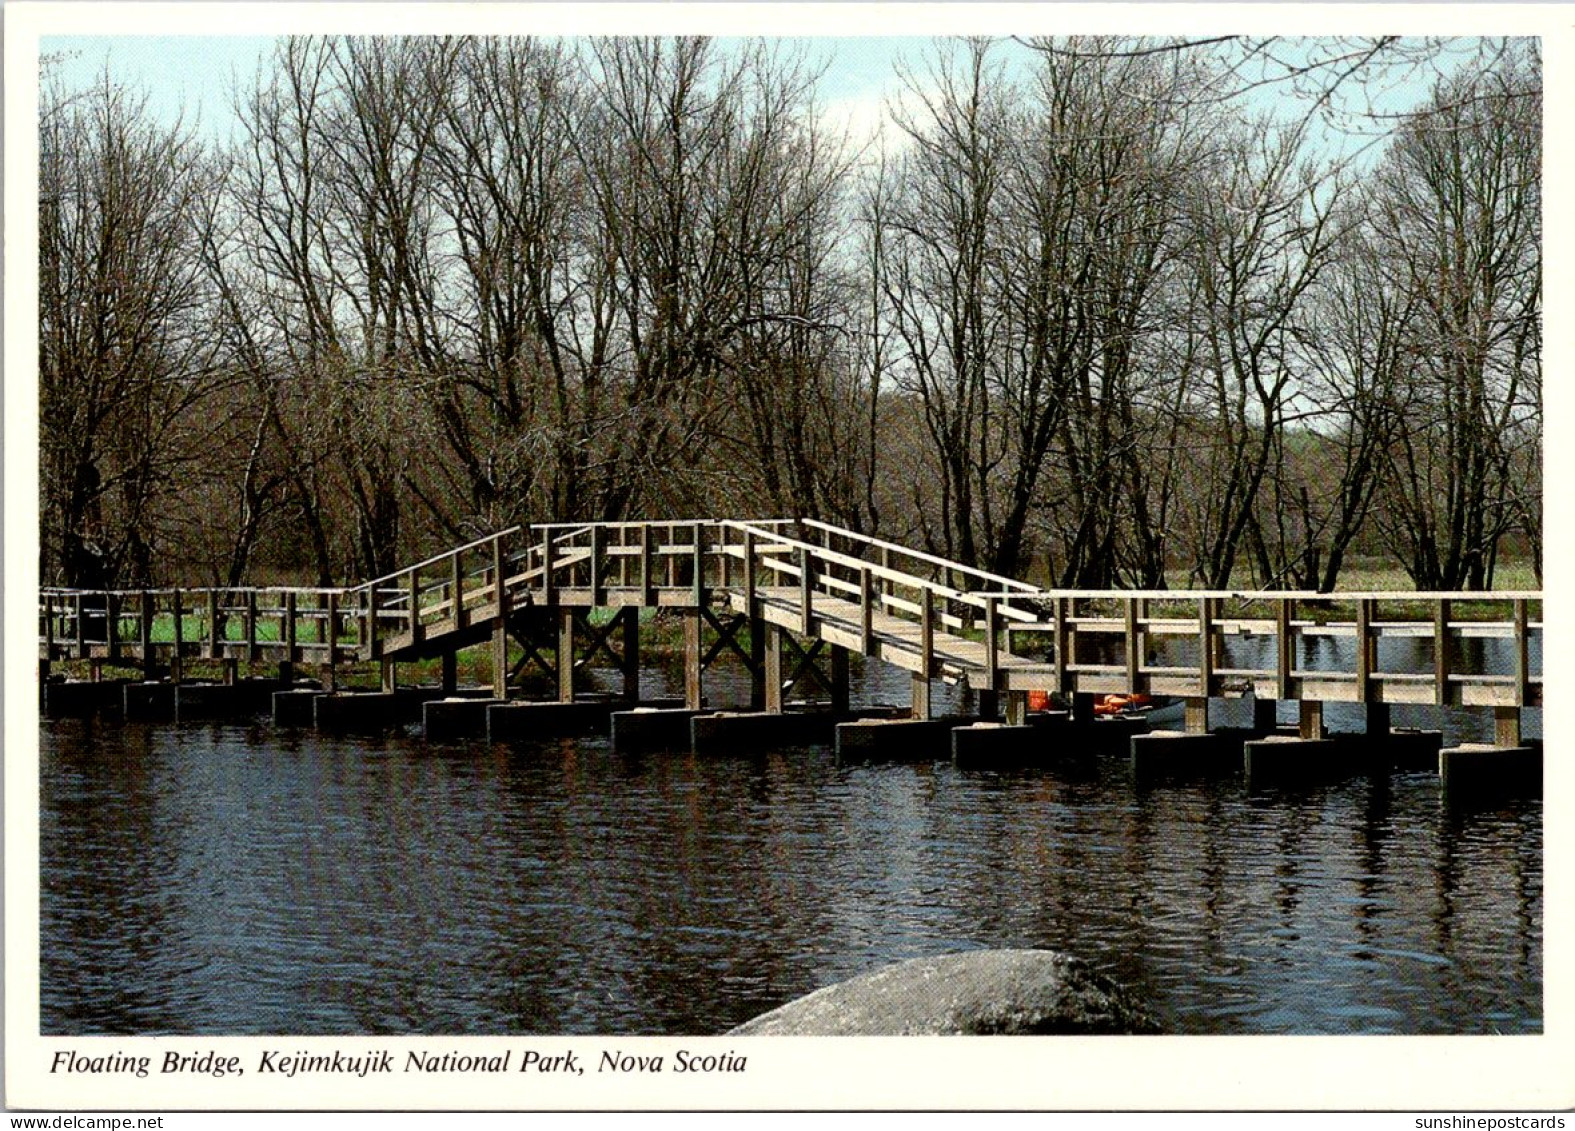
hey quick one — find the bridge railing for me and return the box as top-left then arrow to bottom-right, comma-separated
350,526 -> 531,656
1004,591 -> 1540,706
39,585 -> 353,673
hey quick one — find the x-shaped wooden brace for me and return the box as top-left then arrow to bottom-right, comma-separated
574,609 -> 629,672
506,608 -> 558,683
699,609 -> 759,674
780,633 -> 827,698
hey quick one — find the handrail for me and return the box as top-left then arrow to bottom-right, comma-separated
796,518 -> 1040,595
724,520 -> 1042,612
355,525 -> 524,591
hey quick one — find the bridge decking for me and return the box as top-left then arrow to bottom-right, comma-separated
39,518 -> 1541,716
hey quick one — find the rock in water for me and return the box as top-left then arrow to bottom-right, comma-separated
727,950 -> 1159,1036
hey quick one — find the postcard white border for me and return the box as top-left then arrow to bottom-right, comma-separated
6,2 -> 1571,1114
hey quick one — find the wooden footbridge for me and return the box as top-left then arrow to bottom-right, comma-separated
39,519 -> 1542,746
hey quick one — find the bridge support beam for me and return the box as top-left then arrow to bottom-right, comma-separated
557,609 -> 575,703
621,608 -> 641,702
1495,706 -> 1522,748
1183,697 -> 1208,735
764,623 -> 784,713
1299,699 -> 1324,740
441,650 -> 457,695
976,689 -> 999,721
1366,701 -> 1391,738
1253,698 -> 1279,734
381,658 -> 396,693
683,609 -> 703,710
830,645 -> 850,715
749,618 -> 766,711
911,673 -> 932,721
1004,690 -> 1028,727
492,620 -> 509,699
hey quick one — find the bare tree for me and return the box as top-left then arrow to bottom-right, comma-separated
40,73 -> 227,586
1367,47 -> 1540,589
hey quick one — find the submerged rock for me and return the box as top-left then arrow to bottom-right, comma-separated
727,949 -> 1160,1036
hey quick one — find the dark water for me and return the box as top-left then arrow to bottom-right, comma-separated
39,667 -> 1542,1037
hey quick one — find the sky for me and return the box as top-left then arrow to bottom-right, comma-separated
37,31 -> 1481,172
41,34 -> 1016,146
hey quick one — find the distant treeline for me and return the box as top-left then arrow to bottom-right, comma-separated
39,36 -> 1540,591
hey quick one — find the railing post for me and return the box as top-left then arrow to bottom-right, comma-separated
1197,597 -> 1213,699
246,590 -> 259,663
44,592 -> 56,660
74,593 -> 86,659
1434,599 -> 1450,707
1354,598 -> 1372,704
105,593 -> 121,662
140,591 -> 155,678
207,591 -> 221,660
1124,597 -> 1140,693
407,569 -> 422,643
452,549 -> 467,630
541,530 -> 556,605
742,529 -> 757,617
284,590 -> 298,664
325,589 -> 339,687
366,586 -> 381,662
639,525 -> 654,605
171,590 -> 184,683
691,524 -> 705,608
858,566 -> 873,656
1276,597 -> 1293,701
799,547 -> 813,637
1513,598 -> 1529,708
492,534 -> 510,700
983,595 -> 999,694
1054,596 -> 1070,696
590,526 -> 605,607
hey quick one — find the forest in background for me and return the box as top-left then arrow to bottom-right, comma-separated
38,36 -> 1541,592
